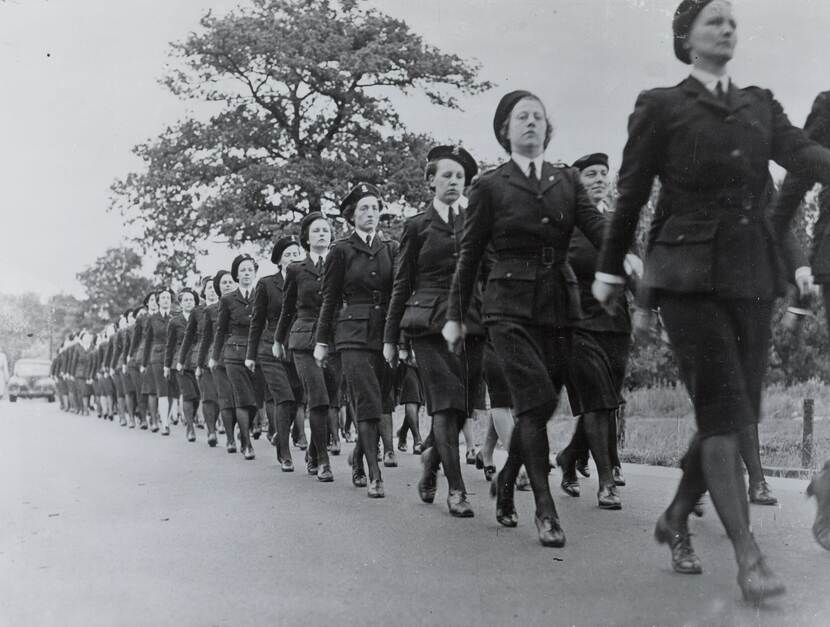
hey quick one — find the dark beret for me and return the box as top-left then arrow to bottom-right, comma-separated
142,291 -> 157,307
121,308 -> 132,320
426,145 -> 478,186
339,182 -> 383,224
231,254 -> 257,282
572,152 -> 609,172
178,287 -> 200,307
271,236 -> 301,264
673,0 -> 715,64
212,270 -> 231,297
493,90 -> 536,151
300,211 -> 328,251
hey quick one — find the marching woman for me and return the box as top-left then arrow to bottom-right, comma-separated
208,271 -> 239,451
315,184 -> 396,497
129,306 -> 149,429
142,288 -> 175,436
394,351 -> 423,454
94,334 -> 109,419
180,278 -> 220,446
385,145 -> 484,517
555,152 -> 635,509
246,236 -> 303,471
102,324 -> 118,421
592,0 -> 830,601
211,255 -> 259,460
121,311 -> 139,428
73,331 -> 95,416
166,288 -> 200,442
89,336 -> 103,418
139,292 -> 161,431
275,213 -> 342,480
444,91 -> 606,545
112,312 -> 132,427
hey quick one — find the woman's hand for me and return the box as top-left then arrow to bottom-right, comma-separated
313,343 -> 329,368
176,362 -> 184,373
442,321 -> 465,354
208,358 -> 216,371
163,366 -> 170,379
244,359 -> 256,373
272,342 -> 285,361
383,342 -> 398,367
140,366 -> 146,374
195,367 -> 201,377
591,279 -> 624,315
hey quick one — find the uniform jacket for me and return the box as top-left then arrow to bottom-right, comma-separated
114,328 -> 130,369
385,204 -> 484,344
212,289 -> 254,364
246,273 -> 286,362
199,303 -> 220,367
448,160 -> 606,326
275,257 -> 326,352
598,77 -> 830,299
179,305 -> 207,371
316,232 -> 396,352
129,316 -> 146,367
774,91 -> 830,282
105,336 -> 117,371
142,312 -> 173,367
95,344 -> 107,377
73,346 -> 93,379
164,312 -> 189,369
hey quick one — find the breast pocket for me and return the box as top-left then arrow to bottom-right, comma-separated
400,292 -> 444,334
484,261 -> 537,320
288,319 -> 317,351
646,218 -> 719,292
222,342 -> 247,363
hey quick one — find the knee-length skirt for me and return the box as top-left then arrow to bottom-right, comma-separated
411,335 -> 483,416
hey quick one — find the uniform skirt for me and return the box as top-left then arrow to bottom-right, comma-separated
293,350 -> 342,410
340,349 -> 394,421
285,358 -> 305,406
658,294 -> 772,437
168,372 -> 180,399
177,370 -> 200,403
479,339 -> 513,409
198,369 -> 218,404
128,365 -> 142,396
258,356 -> 295,405
212,365 -> 235,412
112,372 -> 126,398
411,335 -> 483,417
104,375 -> 117,398
150,363 -> 169,397
225,362 -> 258,410
92,379 -> 102,397
395,362 -> 423,405
566,329 -> 630,416
488,321 -> 571,418
141,368 -> 155,395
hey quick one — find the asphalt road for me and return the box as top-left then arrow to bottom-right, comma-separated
1,399 -> 828,627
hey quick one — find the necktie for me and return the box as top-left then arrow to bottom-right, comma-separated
528,161 -> 539,189
716,80 -> 729,106
366,234 -> 373,248
315,257 -> 322,272
447,206 -> 455,229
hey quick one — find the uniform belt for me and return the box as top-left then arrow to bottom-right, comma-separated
344,291 -> 388,306
497,246 -> 566,266
669,188 -> 760,213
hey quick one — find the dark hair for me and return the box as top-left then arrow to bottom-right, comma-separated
143,291 -> 158,307
497,97 -> 554,152
156,288 -> 175,303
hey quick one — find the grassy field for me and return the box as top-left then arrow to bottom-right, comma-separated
547,380 -> 830,471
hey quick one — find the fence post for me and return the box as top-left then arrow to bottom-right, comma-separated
802,398 -> 814,469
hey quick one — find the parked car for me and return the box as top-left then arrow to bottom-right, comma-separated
7,359 -> 56,403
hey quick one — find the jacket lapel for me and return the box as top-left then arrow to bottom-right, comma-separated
683,76 -> 730,115
426,203 -> 452,234
538,162 -> 562,196
502,159 -> 539,195
350,231 -> 371,254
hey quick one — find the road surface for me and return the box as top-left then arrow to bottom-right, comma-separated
1,399 -> 827,627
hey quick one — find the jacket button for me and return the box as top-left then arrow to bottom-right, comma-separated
348,315 -> 352,319
556,211 -> 564,221
452,252 -> 458,257
676,234 -> 685,242
730,149 -> 742,158
739,215 -> 749,225
414,301 -> 419,305
369,256 -> 375,260
370,271 -> 377,276
541,217 -> 550,224
505,272 -> 513,278
536,194 -> 543,200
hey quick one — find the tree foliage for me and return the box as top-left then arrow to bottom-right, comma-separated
75,247 -> 154,322
110,0 -> 491,281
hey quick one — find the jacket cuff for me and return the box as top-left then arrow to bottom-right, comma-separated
595,271 -> 627,285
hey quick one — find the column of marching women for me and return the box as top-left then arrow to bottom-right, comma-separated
47,0 -> 830,603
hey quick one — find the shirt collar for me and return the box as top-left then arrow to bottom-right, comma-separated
511,152 -> 545,179
354,228 -> 375,245
690,68 -> 731,95
309,251 -> 326,265
432,198 -> 460,223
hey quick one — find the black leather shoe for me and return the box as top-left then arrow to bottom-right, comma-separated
207,433 -> 218,447
383,451 -> 398,467
243,447 -> 255,460
807,461 -> 830,551
597,483 -> 622,510
330,442 -> 341,456
139,421 -> 148,430
748,481 -> 778,506
352,467 -> 367,487
447,490 -> 474,518
654,513 -> 702,574
161,426 -> 170,436
490,470 -> 518,527
691,498 -> 705,518
737,555 -> 786,603
418,449 -> 438,504
555,451 -> 580,497
397,437 -> 407,452
484,465 -> 496,482
613,466 -> 626,486
412,442 -> 423,455
252,427 -> 261,440
367,479 -> 385,498
475,451 -> 485,470
466,449 -> 476,465
535,515 -> 566,547
186,428 -> 196,442
281,459 -> 294,472
227,442 -> 237,454
317,464 -> 334,482
307,462 -> 319,475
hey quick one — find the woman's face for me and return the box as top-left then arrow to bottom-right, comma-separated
147,295 -> 158,313
431,159 -> 465,205
308,218 -> 332,251
279,244 -> 304,267
508,97 -> 548,156
686,0 -> 736,65
158,290 -> 172,310
579,164 -> 610,204
180,293 -> 196,314
219,273 -> 237,296
353,196 -> 380,232
204,283 -> 219,305
118,316 -> 127,330
237,259 -> 257,287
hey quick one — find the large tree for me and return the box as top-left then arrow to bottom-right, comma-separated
111,0 -> 490,280
76,247 -> 154,322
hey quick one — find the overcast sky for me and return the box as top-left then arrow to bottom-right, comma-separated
1,0 -> 827,298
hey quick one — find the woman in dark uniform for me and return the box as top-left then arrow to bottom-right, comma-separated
166,288 -> 200,442
102,324 -> 118,422
121,310 -> 139,428
208,271 -> 239,451
315,184 -> 396,498
110,313 -> 130,427
385,145 -> 484,517
139,293 -> 161,430
593,0 -> 830,601
555,152 -> 635,509
73,331 -> 95,416
394,349 -> 423,454
444,91 -> 606,546
211,255 -> 259,460
247,236 -> 303,471
180,278 -> 220,446
129,306 -> 149,429
142,288 -> 175,436
275,212 -> 342,480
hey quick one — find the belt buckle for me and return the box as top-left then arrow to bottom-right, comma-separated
542,247 -> 555,265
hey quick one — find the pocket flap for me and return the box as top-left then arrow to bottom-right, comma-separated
488,260 -> 537,281
337,303 -> 373,321
655,218 -> 719,245
405,292 -> 443,309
